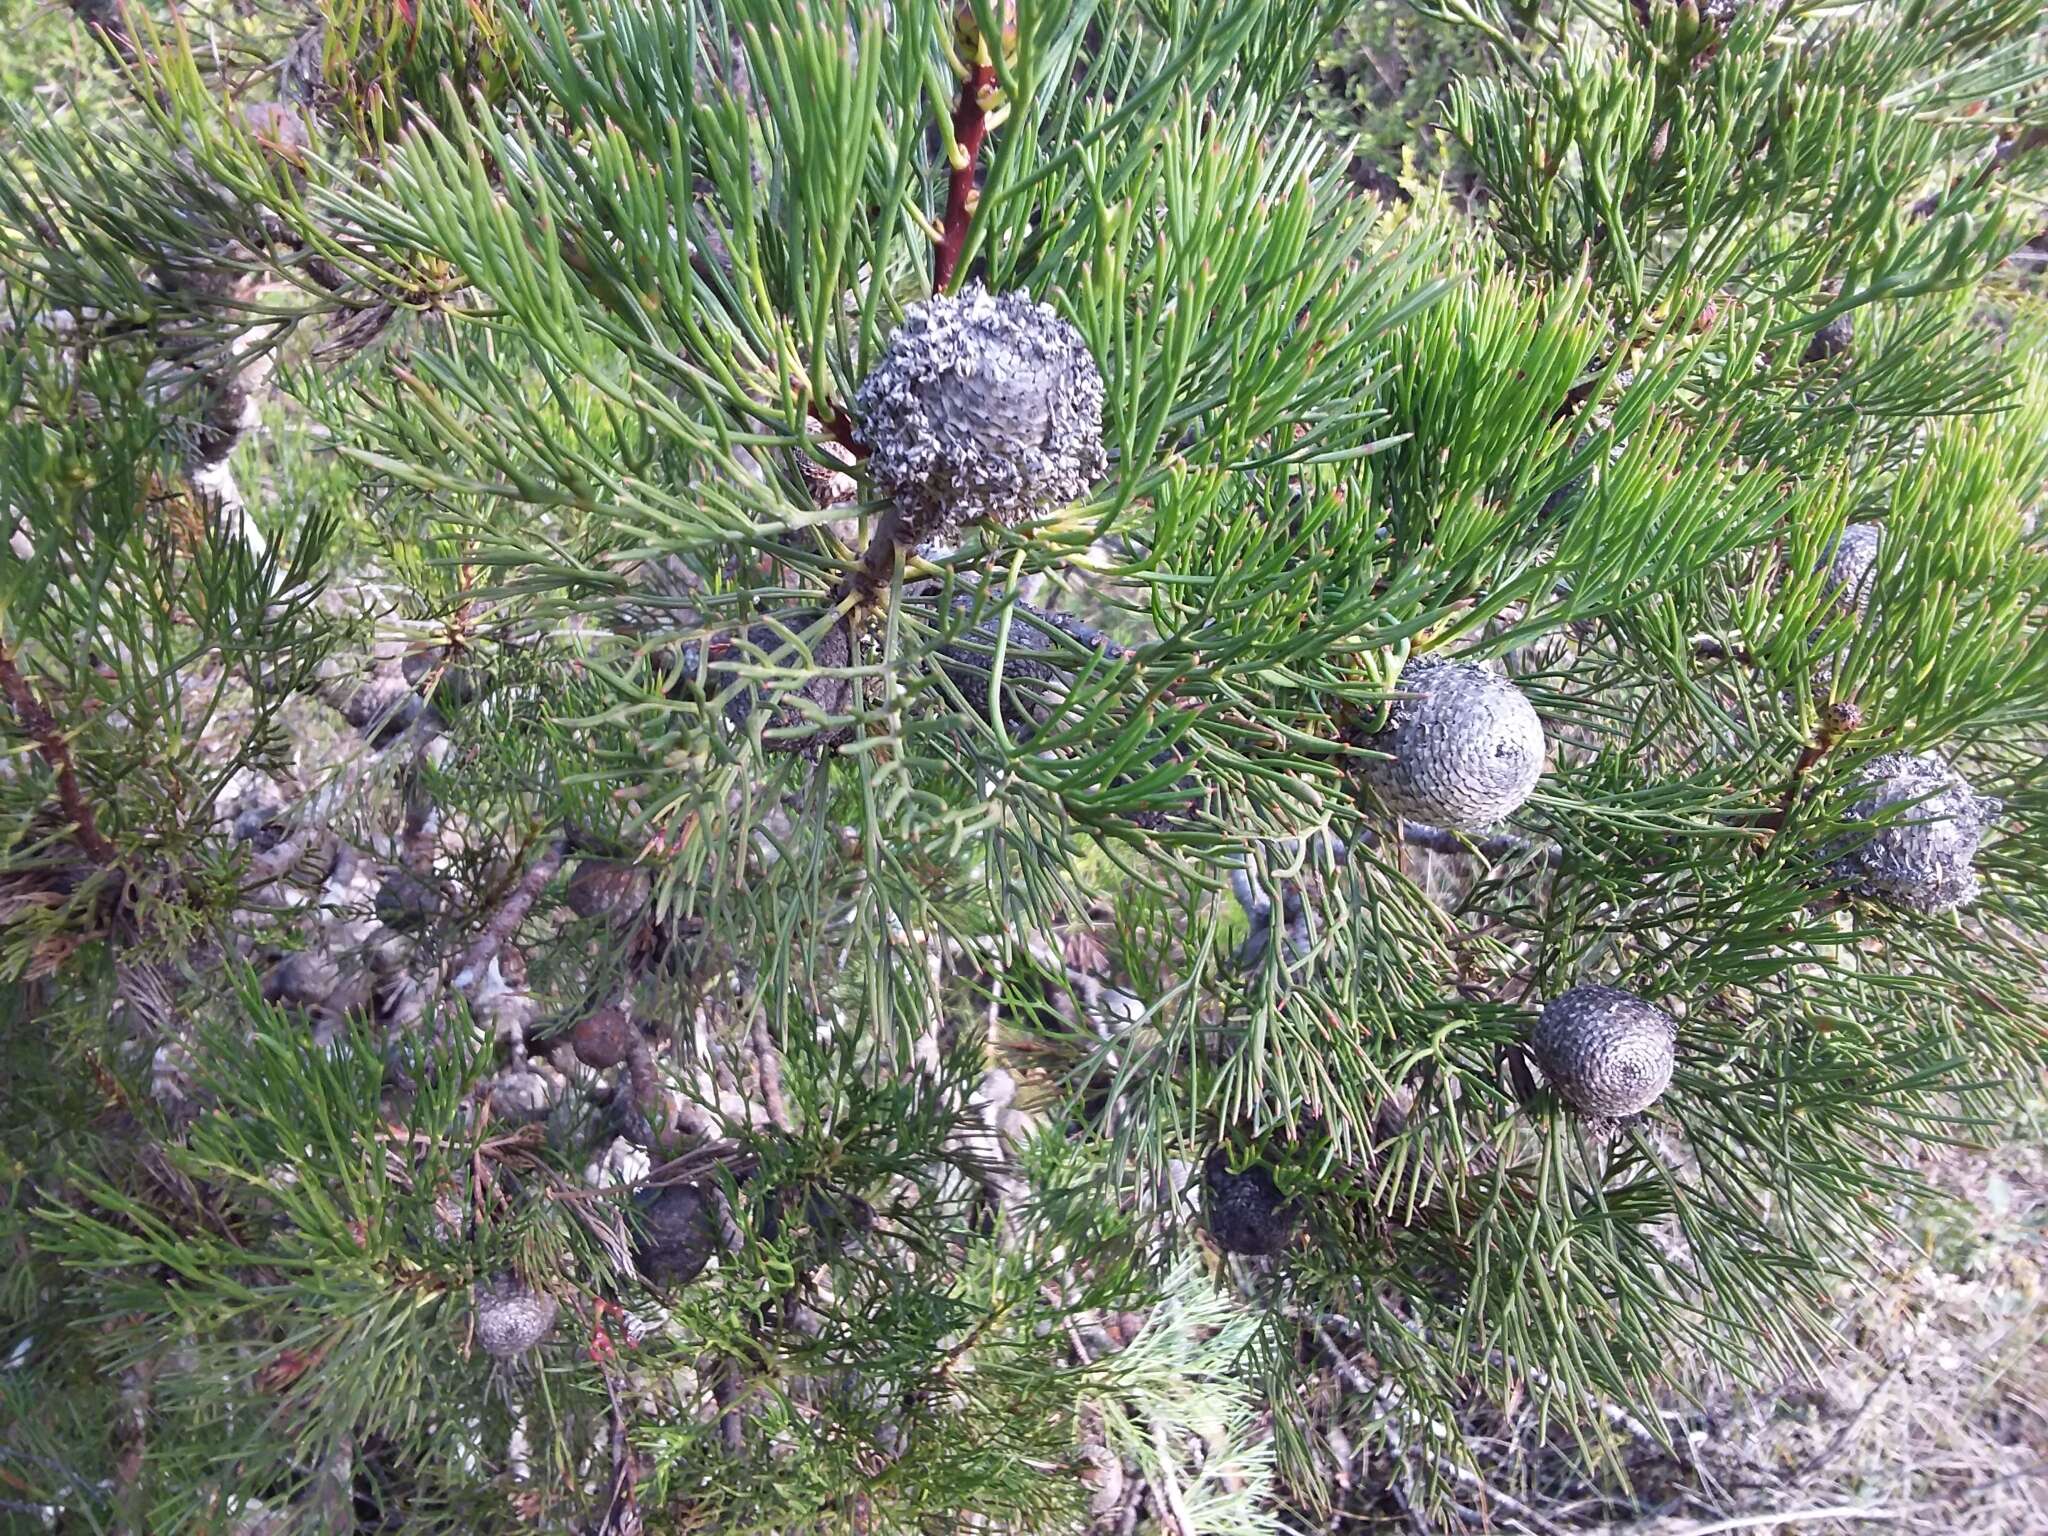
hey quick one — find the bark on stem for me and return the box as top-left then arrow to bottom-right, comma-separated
834,502 -> 907,609
0,645 -> 121,865
1761,702 -> 1862,842
451,838 -> 566,994
934,63 -> 998,291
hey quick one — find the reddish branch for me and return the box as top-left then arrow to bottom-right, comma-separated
834,502 -> 908,609
0,644 -> 120,865
1761,700 -> 1863,842
935,63 -> 999,291
821,405 -> 864,458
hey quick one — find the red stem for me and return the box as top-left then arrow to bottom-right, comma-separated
0,645 -> 120,865
935,64 -> 997,292
821,405 -> 864,458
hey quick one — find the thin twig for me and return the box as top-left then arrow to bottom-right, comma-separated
451,838 -> 565,993
1760,702 -> 1862,842
1664,1506 -> 1902,1536
934,61 -> 998,290
0,644 -> 120,865
748,1013 -> 794,1135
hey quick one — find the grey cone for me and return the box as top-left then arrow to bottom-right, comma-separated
1822,522 -> 1881,615
1831,752 -> 1999,915
1531,984 -> 1677,1118
1362,658 -> 1546,830
854,284 -> 1106,545
472,1277 -> 558,1360
937,600 -> 1124,729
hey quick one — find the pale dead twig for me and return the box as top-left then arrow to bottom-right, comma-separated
1148,1418 -> 1196,1536
1316,1328 -> 1572,1536
1663,1506 -> 1903,1536
451,838 -> 565,994
748,1012 -> 793,1135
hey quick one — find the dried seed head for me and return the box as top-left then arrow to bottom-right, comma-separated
1202,1151 -> 1295,1257
1803,311 -> 1854,365
1831,752 -> 1999,915
472,1276 -> 558,1359
1531,984 -> 1677,1118
570,1005 -> 638,1070
632,1183 -> 718,1287
1821,522 -> 1881,615
1362,658 -> 1546,830
854,284 -> 1105,545
936,600 -> 1125,728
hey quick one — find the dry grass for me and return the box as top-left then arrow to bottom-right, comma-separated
1302,1093 -> 2046,1534
1606,1114 -> 2048,1536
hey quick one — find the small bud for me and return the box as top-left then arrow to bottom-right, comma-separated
854,284 -> 1106,546
1361,657 -> 1546,831
1531,984 -> 1678,1118
953,0 -> 1019,60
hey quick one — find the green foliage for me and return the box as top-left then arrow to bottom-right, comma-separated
1313,0 -> 1493,195
0,0 -> 2045,1530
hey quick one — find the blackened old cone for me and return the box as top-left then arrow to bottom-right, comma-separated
1831,752 -> 1998,915
687,613 -> 859,753
1362,657 -> 1545,830
854,284 -> 1105,546
1803,311 -> 1854,365
1202,1150 -> 1296,1257
631,1183 -> 718,1287
1531,984 -> 1677,1118
937,599 -> 1127,729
